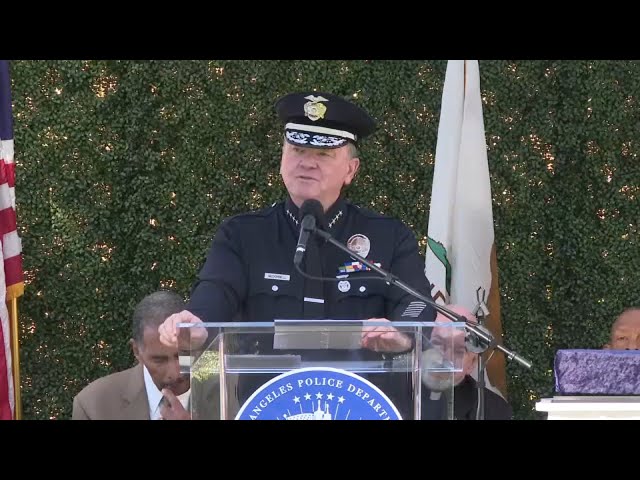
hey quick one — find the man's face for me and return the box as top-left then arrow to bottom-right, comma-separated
606,310 -> 640,350
280,142 -> 359,210
132,326 -> 190,395
423,319 -> 476,391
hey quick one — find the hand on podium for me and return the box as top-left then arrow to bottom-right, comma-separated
361,318 -> 412,353
158,309 -> 208,350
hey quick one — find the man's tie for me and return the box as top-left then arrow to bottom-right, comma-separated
153,398 -> 164,420
302,236 -> 325,319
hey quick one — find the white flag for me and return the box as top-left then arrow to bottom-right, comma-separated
425,60 -> 494,316
425,60 -> 508,397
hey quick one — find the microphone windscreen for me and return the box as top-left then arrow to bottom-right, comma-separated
299,199 -> 324,222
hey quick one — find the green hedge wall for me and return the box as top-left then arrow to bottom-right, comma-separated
10,60 -> 640,419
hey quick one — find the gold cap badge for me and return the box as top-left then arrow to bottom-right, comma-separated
303,95 -> 328,121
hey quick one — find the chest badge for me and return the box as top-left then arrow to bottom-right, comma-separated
338,280 -> 351,293
347,234 -> 370,259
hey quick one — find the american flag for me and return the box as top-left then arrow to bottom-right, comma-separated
0,60 -> 24,420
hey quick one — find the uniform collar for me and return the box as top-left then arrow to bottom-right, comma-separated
284,196 -> 347,232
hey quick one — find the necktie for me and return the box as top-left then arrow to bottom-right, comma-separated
302,236 -> 325,319
153,399 -> 164,420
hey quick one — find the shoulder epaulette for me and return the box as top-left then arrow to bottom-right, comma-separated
228,202 -> 281,222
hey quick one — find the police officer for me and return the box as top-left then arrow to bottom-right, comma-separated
158,91 -> 437,416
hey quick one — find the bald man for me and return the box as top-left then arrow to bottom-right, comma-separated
421,305 -> 512,420
604,308 -> 640,350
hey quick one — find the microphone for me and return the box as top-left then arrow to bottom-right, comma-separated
293,199 -> 324,267
465,323 -> 494,354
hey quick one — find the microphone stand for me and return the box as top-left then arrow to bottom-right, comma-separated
473,311 -> 487,421
470,289 -> 490,421
307,226 -> 533,372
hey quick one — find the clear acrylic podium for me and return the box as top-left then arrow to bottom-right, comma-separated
178,320 -> 465,420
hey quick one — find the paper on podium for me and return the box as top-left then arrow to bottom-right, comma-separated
273,319 -> 364,350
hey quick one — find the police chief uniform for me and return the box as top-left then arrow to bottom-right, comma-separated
185,91 -> 437,418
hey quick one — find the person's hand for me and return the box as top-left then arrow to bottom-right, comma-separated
361,318 -> 413,353
159,388 -> 191,420
158,309 -> 207,349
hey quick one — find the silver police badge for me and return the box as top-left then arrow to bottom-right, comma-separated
347,234 -> 370,259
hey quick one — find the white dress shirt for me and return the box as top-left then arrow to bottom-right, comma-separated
143,365 -> 190,420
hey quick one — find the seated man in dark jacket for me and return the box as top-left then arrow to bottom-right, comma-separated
604,307 -> 640,350
421,305 -> 512,420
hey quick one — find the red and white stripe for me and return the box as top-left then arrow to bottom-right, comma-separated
0,137 -> 17,420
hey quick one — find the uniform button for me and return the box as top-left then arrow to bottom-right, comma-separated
272,285 -> 279,291
359,286 -> 366,292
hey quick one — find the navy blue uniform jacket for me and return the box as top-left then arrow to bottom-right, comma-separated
187,196 -> 436,326
185,196 -> 436,418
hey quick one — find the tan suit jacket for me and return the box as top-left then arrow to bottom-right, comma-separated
72,363 -> 219,420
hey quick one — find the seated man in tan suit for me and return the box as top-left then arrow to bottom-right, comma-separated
72,290 -> 206,420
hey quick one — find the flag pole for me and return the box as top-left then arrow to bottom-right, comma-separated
9,298 -> 21,420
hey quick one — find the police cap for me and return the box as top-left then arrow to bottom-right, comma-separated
275,91 -> 376,149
